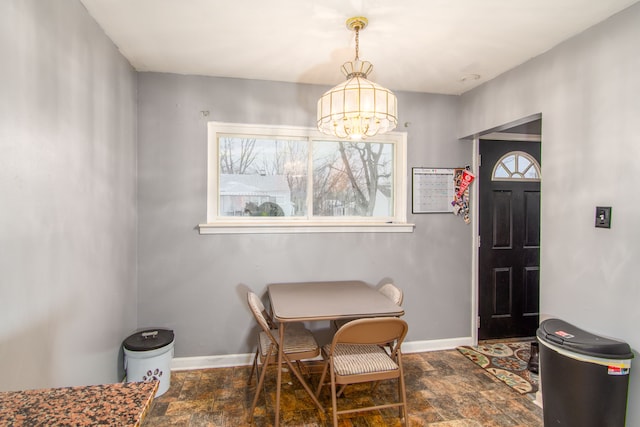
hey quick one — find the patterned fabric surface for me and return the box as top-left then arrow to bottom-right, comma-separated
325,343 -> 398,376
258,327 -> 318,356
457,342 -> 538,394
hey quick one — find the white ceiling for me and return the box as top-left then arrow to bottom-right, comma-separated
80,0 -> 638,95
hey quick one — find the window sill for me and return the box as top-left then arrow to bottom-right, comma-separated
198,221 -> 415,235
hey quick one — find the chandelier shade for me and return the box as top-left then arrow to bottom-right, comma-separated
317,17 -> 398,140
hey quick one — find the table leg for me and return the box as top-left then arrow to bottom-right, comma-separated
275,322 -> 284,427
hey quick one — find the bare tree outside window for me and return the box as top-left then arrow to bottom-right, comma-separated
313,141 -> 393,216
220,138 -> 257,174
217,135 -> 395,219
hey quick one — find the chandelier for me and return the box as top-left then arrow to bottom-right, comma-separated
317,17 -> 398,140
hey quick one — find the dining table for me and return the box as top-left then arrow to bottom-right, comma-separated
267,280 -> 405,426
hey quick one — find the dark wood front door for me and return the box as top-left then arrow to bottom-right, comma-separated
479,140 -> 541,340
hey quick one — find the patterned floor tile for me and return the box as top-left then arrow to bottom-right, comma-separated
143,349 -> 542,426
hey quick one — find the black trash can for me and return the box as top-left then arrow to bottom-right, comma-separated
537,319 -> 633,427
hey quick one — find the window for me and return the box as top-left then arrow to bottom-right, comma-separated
200,122 -> 412,234
492,151 -> 541,181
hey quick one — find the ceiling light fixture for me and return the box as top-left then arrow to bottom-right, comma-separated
317,17 -> 398,140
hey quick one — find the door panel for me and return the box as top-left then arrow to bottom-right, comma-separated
524,191 -> 541,247
479,140 -> 541,340
492,191 -> 512,248
523,266 -> 540,315
493,267 -> 512,316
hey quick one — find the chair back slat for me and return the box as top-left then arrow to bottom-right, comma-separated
247,291 -> 272,333
379,283 -> 403,305
333,317 -> 408,347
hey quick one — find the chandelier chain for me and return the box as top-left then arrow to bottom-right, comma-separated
354,25 -> 360,60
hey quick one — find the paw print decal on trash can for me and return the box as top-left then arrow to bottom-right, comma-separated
142,368 -> 163,382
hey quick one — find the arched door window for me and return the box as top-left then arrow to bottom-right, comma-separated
492,151 -> 541,181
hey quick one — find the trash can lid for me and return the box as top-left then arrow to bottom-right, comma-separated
537,319 -> 633,359
123,329 -> 174,351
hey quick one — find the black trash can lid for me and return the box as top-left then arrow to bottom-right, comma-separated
537,319 -> 633,359
123,329 -> 174,351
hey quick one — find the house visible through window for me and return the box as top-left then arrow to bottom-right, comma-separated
218,137 -> 308,217
203,122 -> 410,233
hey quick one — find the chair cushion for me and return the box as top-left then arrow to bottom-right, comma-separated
259,326 -> 318,357
324,343 -> 399,376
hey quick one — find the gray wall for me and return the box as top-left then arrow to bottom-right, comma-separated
137,74 -> 472,357
0,1 -> 138,390
12,2 -> 637,417
460,3 -> 640,424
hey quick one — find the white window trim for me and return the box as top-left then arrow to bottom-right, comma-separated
199,122 -> 414,234
491,151 -> 541,182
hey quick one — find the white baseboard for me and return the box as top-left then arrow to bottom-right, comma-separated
171,353 -> 254,371
534,390 -> 543,408
170,337 -> 474,371
402,337 -> 474,353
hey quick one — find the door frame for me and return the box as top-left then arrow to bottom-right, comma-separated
468,113 -> 542,345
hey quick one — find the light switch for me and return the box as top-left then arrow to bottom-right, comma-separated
595,206 -> 612,228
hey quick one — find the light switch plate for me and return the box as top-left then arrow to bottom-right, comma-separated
595,206 -> 612,228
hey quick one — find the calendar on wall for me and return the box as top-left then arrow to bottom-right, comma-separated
411,168 -> 456,213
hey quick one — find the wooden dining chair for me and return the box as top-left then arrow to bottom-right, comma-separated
246,291 -> 321,423
333,283 -> 403,330
316,317 -> 409,427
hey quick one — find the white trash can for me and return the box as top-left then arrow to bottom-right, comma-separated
123,329 -> 174,397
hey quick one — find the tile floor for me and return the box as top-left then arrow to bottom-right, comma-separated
143,349 -> 543,426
